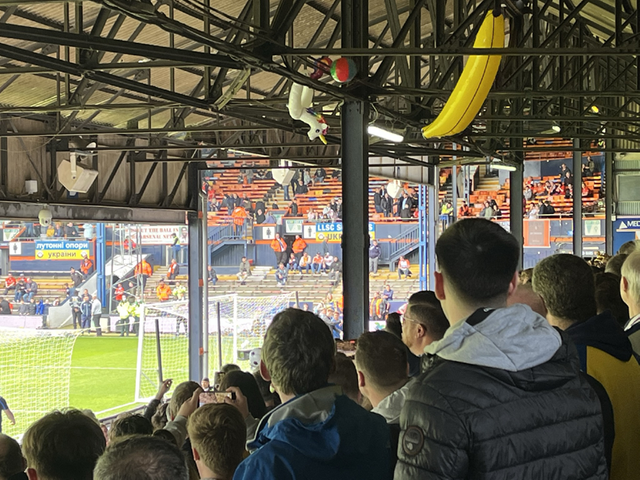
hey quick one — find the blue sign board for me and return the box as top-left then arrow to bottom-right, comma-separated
316,222 -> 375,233
614,217 -> 640,253
316,223 -> 343,233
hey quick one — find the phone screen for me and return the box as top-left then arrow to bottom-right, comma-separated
198,391 -> 234,407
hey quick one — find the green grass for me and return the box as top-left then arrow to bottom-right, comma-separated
69,336 -> 139,414
1,334 -> 142,438
2,332 -> 262,437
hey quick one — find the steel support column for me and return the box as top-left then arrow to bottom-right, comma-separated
341,101 -> 369,339
452,144 -> 458,223
200,192 -> 210,380
187,170 -> 206,382
605,148 -> 614,255
0,119 -> 6,198
510,141 -> 524,270
427,180 -> 437,290
96,222 -> 107,309
341,0 -> 368,339
418,184 -> 427,291
573,139 -> 583,256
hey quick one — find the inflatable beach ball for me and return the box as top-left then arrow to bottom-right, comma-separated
330,57 -> 357,83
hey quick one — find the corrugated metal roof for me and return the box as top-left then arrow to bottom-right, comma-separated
0,0 -> 627,134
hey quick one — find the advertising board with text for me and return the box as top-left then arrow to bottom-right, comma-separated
35,240 -> 91,260
314,222 -> 376,242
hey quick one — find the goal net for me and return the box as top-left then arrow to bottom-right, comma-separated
0,328 -> 80,437
135,293 -> 295,401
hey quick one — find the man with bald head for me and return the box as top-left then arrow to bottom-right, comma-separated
621,250 -> 640,354
0,434 -> 27,480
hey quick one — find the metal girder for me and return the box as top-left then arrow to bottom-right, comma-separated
281,46 -> 640,56
0,24 -> 241,69
269,0 -> 308,44
0,201 -> 189,222
209,1 -> 253,103
0,43 -> 212,109
370,0 -> 428,85
0,125 -> 277,137
0,0 -> 637,166
381,0 -> 411,85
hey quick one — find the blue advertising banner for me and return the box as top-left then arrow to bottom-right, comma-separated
315,222 -> 376,241
614,217 -> 640,253
35,240 -> 91,260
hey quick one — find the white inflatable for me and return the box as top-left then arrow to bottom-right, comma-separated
387,180 -> 404,199
287,83 -> 328,144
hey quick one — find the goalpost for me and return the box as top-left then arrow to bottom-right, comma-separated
134,293 -> 295,401
0,328 -> 80,437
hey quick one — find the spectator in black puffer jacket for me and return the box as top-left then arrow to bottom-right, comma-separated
395,218 -> 608,480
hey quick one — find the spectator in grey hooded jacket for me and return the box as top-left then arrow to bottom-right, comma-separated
395,218 -> 607,480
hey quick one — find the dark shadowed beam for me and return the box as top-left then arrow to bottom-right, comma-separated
0,43 -> 213,109
370,0 -> 428,86
0,24 -> 241,69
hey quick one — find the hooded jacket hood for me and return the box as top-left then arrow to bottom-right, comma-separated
371,381 -> 411,424
566,310 -> 634,362
424,303 -> 562,372
248,385 -> 387,462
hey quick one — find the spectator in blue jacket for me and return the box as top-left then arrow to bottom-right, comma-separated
275,263 -> 288,287
80,295 -> 92,329
382,284 -> 394,302
229,308 -> 390,480
369,240 -> 381,275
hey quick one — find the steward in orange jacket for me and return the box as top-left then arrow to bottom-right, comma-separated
80,256 -> 94,276
292,236 -> 307,254
292,235 -> 307,263
156,281 -> 172,302
270,234 -> 287,267
167,259 -> 180,280
134,259 -> 153,277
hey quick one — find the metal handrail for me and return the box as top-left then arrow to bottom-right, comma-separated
208,221 -> 249,246
380,224 -> 420,265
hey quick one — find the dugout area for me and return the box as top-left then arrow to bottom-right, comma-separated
0,0 -> 639,436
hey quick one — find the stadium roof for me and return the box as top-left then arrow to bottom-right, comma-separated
0,0 -> 638,166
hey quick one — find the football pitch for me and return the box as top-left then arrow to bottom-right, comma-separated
69,336 -> 140,414
1,335 -> 142,438
2,330 -> 261,438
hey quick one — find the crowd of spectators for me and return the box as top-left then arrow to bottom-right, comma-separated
369,284 -> 394,321
205,167 -> 422,232
372,187 -> 418,220
4,221 -> 640,480
1,273 -> 60,318
14,221 -> 96,240
524,161 -> 600,218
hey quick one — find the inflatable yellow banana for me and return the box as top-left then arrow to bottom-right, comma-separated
422,10 -> 504,139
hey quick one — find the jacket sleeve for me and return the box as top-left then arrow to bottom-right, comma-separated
395,381 -> 470,480
164,415 -> 188,447
143,398 -> 161,420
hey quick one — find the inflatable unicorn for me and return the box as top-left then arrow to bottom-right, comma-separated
287,83 -> 328,144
